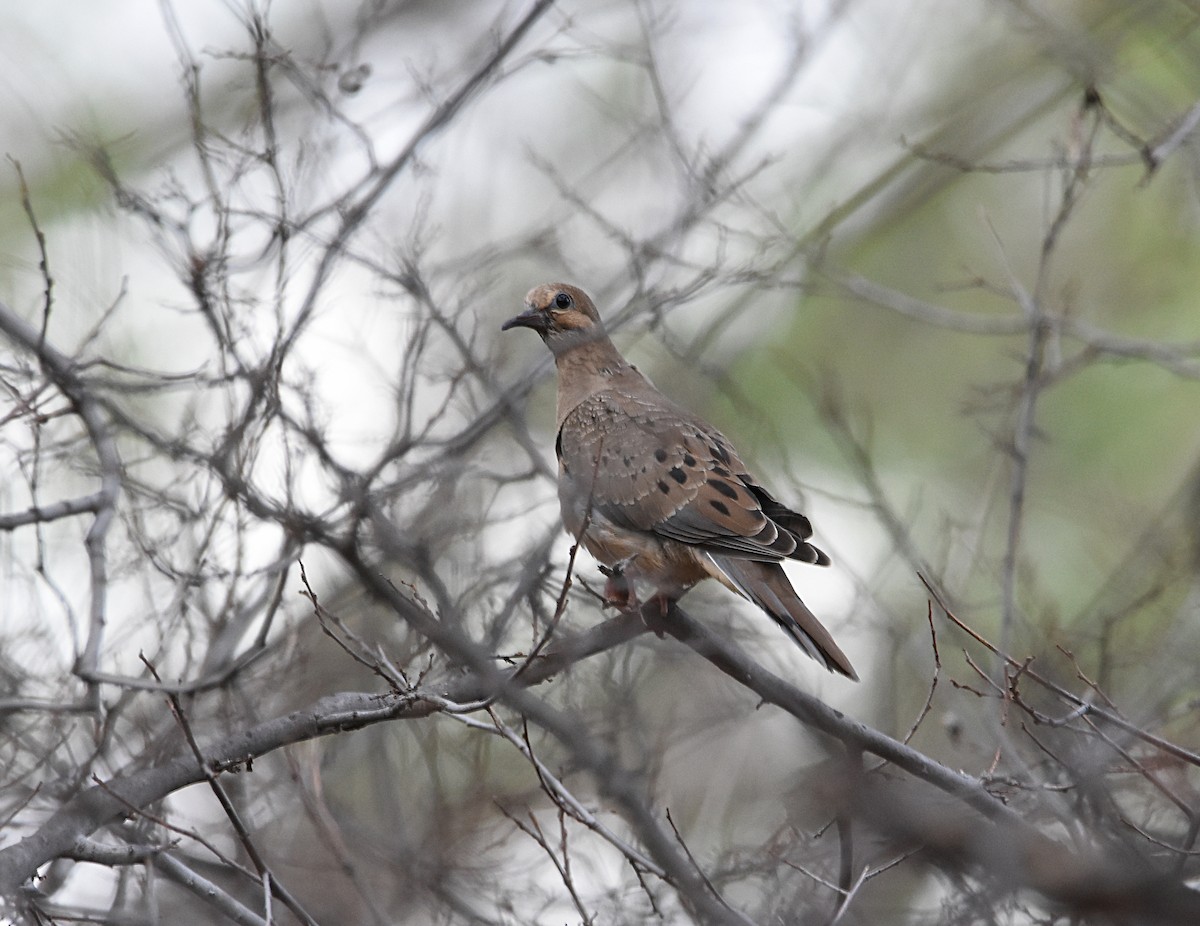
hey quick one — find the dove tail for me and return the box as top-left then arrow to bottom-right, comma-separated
708,556 -> 858,680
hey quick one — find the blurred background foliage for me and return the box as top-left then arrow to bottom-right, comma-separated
3,0 -> 1200,922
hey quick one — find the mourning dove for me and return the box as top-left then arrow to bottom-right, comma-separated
502,283 -> 857,680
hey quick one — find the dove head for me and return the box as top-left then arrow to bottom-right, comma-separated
502,283 -> 610,356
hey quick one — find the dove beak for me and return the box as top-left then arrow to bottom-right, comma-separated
501,307 -> 550,333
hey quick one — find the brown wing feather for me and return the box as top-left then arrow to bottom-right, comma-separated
558,391 -> 827,564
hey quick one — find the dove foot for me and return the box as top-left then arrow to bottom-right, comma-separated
640,592 -> 676,638
599,563 -> 638,611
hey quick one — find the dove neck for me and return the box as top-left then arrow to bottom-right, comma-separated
552,334 -> 636,426
553,332 -> 628,374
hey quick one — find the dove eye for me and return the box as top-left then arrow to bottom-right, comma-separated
554,292 -> 572,309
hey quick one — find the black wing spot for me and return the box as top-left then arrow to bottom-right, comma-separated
711,480 -> 739,499
709,499 -> 731,516
683,453 -> 696,467
658,481 -> 671,494
654,448 -> 668,463
713,465 -> 730,478
668,466 -> 687,484
710,443 -> 731,464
